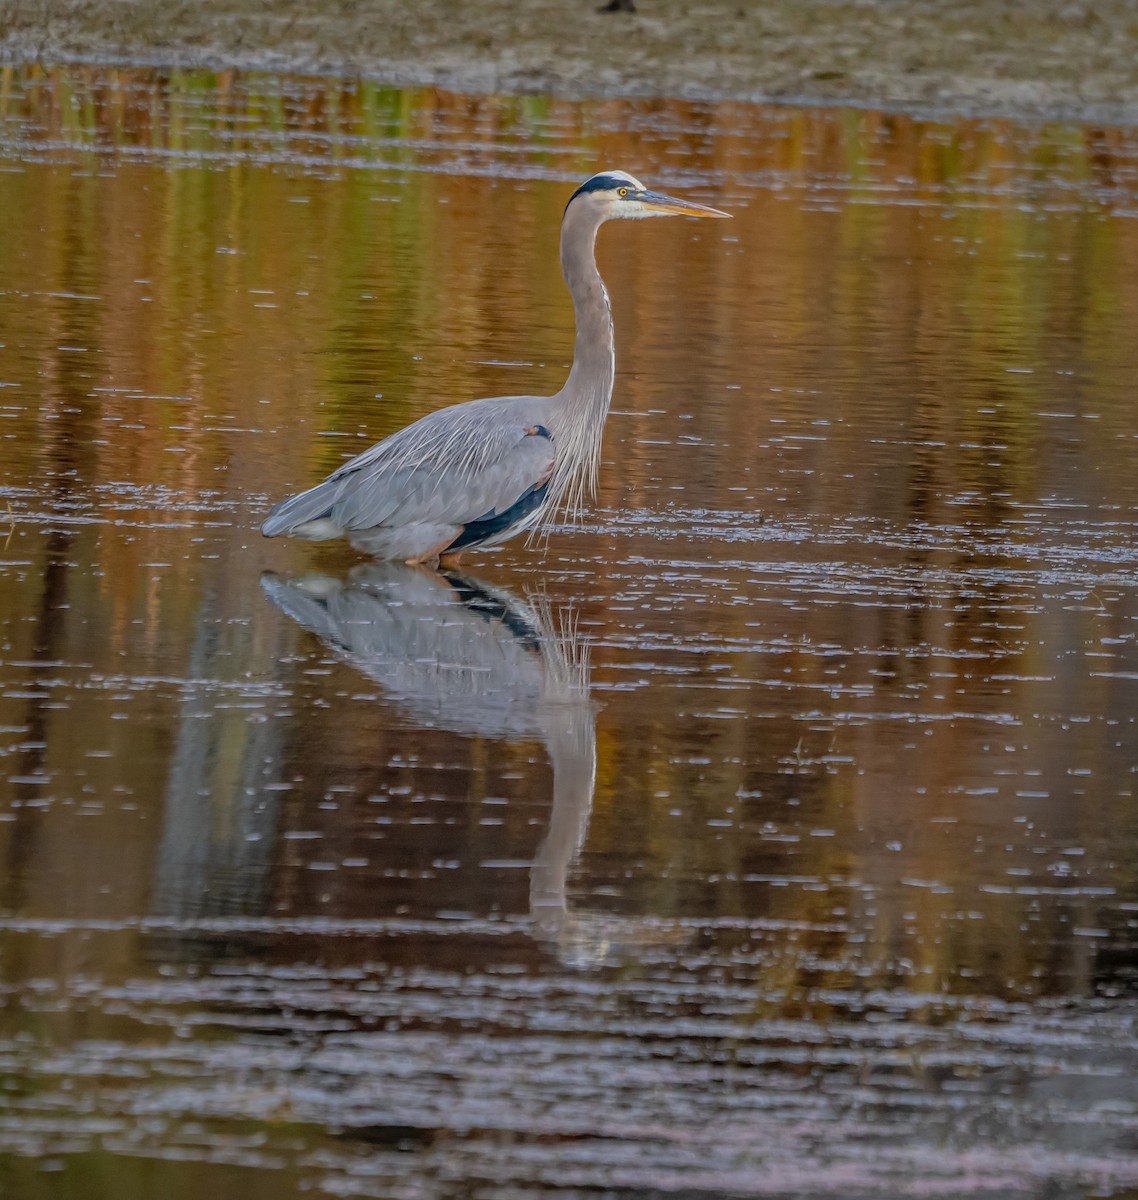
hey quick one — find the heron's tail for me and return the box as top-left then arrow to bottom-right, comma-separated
260,479 -> 342,538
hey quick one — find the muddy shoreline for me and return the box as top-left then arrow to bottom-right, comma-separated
5,0 -> 1138,123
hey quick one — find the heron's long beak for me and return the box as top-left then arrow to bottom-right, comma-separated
630,189 -> 732,218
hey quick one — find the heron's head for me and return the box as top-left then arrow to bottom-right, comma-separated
566,170 -> 731,222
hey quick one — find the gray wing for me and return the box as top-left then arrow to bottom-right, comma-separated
262,396 -> 554,537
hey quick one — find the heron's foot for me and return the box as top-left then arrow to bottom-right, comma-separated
403,549 -> 465,569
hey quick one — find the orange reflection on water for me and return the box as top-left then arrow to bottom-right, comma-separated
1,64 -> 1138,1200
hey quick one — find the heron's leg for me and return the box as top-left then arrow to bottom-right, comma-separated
403,551 -> 446,567
396,527 -> 464,566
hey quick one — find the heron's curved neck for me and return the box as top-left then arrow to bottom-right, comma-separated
558,206 -> 614,407
546,205 -> 613,516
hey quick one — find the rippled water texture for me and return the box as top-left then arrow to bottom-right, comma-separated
2,66 -> 1138,1199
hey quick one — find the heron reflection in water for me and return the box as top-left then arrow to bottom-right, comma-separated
261,171 -> 729,564
263,565 -> 678,964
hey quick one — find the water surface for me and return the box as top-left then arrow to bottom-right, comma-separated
1,66 -> 1138,1199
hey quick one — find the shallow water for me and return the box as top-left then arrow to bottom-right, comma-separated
1,65 -> 1138,1199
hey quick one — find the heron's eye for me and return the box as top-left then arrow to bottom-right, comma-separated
618,187 -> 628,197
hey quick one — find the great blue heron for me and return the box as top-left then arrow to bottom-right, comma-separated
261,170 -> 730,564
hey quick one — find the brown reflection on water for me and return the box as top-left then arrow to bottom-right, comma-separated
2,65 -> 1138,1198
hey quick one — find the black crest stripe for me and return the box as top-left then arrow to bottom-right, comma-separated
565,174 -> 626,209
